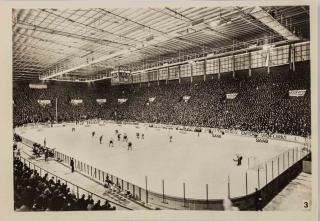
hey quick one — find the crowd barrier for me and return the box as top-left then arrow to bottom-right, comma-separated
16,122 -> 311,210
18,155 -> 132,210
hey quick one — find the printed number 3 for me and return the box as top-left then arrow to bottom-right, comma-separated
304,201 -> 309,209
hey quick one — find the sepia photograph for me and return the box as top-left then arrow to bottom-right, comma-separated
0,0 -> 317,220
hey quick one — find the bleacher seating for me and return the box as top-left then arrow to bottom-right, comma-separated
13,62 -> 310,137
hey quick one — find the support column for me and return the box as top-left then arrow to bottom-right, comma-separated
190,63 -> 193,83
55,97 -> 58,122
166,66 -> 169,85
267,49 -> 270,74
203,59 -> 207,81
248,52 -> 252,77
232,55 -> 235,78
157,69 -> 160,86
178,65 -> 181,84
218,58 -> 221,80
289,44 -> 292,70
292,44 -> 296,71
139,74 -> 142,88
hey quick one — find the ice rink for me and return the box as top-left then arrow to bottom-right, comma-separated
16,123 -> 304,199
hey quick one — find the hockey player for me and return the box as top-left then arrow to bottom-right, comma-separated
109,138 -> 114,147
117,133 -> 121,141
123,134 -> 128,142
136,132 -> 140,139
99,135 -> 103,144
233,154 -> 243,166
128,141 -> 132,151
72,127 -> 75,132
43,138 -> 46,148
169,135 -> 173,142
92,131 -> 95,138
141,133 -> 144,139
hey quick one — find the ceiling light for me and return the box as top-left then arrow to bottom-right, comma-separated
209,20 -> 219,27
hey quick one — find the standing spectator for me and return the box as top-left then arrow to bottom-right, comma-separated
70,158 -> 74,173
16,149 -> 21,160
44,149 -> 48,162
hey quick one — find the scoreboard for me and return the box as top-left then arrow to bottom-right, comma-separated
111,70 -> 132,85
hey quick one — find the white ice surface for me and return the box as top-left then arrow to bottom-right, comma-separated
16,123 -> 304,199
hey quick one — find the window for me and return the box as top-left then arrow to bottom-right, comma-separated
192,61 -> 204,76
270,45 -> 289,66
251,50 -> 267,68
294,42 -> 310,62
180,64 -> 191,77
132,74 -> 140,83
140,73 -> 148,82
220,56 -> 232,73
206,58 -> 219,74
169,66 -> 179,79
234,53 -> 249,70
158,68 -> 168,80
148,70 -> 157,82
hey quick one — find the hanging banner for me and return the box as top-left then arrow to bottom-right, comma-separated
226,93 -> 238,99
71,99 -> 83,105
289,90 -> 306,97
148,97 -> 156,102
118,98 -> 128,104
37,100 -> 51,106
29,83 -> 47,89
96,99 -> 106,104
183,95 -> 191,102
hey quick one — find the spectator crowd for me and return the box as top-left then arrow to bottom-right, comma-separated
13,62 -> 311,137
14,155 -> 116,211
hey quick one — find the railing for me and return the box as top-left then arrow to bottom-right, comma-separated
232,152 -> 311,210
50,147 -> 312,210
18,155 -> 132,210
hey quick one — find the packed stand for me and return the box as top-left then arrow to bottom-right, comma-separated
14,156 -> 116,211
13,62 -> 311,137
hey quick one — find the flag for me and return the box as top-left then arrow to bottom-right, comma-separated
96,99 -> 106,104
71,99 -> 83,105
118,98 -> 128,104
183,95 -> 191,103
226,93 -> 238,99
37,100 -> 51,107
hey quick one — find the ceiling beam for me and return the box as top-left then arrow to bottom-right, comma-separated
40,49 -> 129,80
14,20 -> 135,49
250,6 -> 300,41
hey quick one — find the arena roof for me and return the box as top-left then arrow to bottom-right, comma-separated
12,6 -> 310,82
